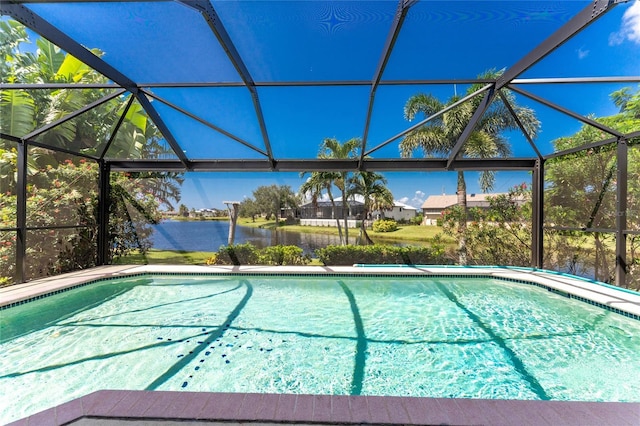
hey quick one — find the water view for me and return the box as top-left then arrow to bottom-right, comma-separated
151,220 -> 343,254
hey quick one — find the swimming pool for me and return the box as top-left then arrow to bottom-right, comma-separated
2,270 -> 640,424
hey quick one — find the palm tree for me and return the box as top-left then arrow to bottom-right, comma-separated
400,69 -> 539,264
347,171 -> 394,245
300,170 -> 345,244
318,137 -> 361,245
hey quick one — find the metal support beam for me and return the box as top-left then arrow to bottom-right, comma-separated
107,157 -> 537,173
100,95 -> 136,160
135,93 -> 191,168
615,137 -> 628,287
359,0 -> 416,169
447,86 -> 496,169
509,85 -> 624,138
97,160 -> 110,266
16,140 -> 27,283
22,89 -> 126,141
365,85 -> 491,156
531,159 -> 545,268
142,89 -> 268,157
496,0 -> 625,89
182,0 -> 275,168
498,91 -> 543,159
0,2 -> 137,92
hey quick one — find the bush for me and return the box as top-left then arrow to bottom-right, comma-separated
372,218 -> 398,232
315,244 -> 449,266
259,245 -> 311,265
207,243 -> 260,265
207,243 -> 310,266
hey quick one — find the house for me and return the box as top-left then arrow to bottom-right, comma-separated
421,193 -> 506,225
372,201 -> 417,222
299,199 -> 365,220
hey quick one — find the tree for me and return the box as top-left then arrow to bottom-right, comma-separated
0,20 -> 182,282
239,198 -> 260,221
347,171 -> 394,245
400,69 -> 539,264
299,170 -> 344,245
545,85 -> 640,285
252,184 -> 298,223
317,137 -> 361,244
178,204 -> 189,217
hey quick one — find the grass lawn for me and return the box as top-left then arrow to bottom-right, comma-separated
113,249 -> 216,265
239,217 -> 450,244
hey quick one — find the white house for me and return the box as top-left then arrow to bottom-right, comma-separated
373,200 -> 417,222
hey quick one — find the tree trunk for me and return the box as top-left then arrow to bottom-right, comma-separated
341,186 -> 349,245
359,215 -> 374,245
457,171 -> 468,265
328,192 -> 344,245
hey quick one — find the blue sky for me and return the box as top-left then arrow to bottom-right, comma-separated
16,1 -> 640,210
175,1 -> 640,211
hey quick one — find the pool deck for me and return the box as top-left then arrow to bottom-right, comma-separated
3,265 -> 640,426
7,390 -> 640,426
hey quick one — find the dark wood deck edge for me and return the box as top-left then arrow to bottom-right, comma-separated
7,390 -> 640,426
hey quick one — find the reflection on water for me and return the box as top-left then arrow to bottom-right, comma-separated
151,220 -> 344,255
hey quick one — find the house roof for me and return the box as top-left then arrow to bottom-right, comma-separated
300,199 -> 364,209
393,201 -> 417,210
421,193 -> 505,210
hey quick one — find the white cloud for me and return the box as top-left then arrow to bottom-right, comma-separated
610,1 -> 640,46
407,190 -> 426,209
577,47 -> 589,59
398,196 -> 409,204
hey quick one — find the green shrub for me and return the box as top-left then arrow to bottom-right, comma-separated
259,245 -> 311,265
372,218 -> 398,232
207,243 -> 260,265
315,244 -> 449,266
207,243 -> 310,266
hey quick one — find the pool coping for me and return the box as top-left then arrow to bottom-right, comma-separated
2,264 -> 640,319
6,390 -> 640,426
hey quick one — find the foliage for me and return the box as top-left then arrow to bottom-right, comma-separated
400,69 -> 540,263
439,184 -> 532,266
206,243 -> 310,266
316,137 -> 361,244
259,245 -> 311,266
238,198 -> 260,221
251,185 -> 298,221
544,85 -> 640,287
314,244 -> 448,266
0,20 -> 182,283
347,170 -> 394,245
372,218 -> 398,233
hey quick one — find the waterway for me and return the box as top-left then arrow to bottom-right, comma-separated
151,220 -> 343,254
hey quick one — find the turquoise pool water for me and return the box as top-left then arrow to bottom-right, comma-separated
1,274 -> 640,423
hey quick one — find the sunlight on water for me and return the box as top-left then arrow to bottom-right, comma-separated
1,275 -> 640,423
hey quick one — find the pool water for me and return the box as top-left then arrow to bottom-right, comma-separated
2,274 -> 640,423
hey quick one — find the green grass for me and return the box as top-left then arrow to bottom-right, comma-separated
241,218 -> 450,244
113,249 -> 216,265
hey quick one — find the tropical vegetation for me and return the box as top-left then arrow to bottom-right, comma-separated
400,69 -> 540,263
0,20 -> 182,284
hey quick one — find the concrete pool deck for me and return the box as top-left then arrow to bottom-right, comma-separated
3,265 -> 640,425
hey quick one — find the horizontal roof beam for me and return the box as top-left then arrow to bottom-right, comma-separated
108,158 -> 537,173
